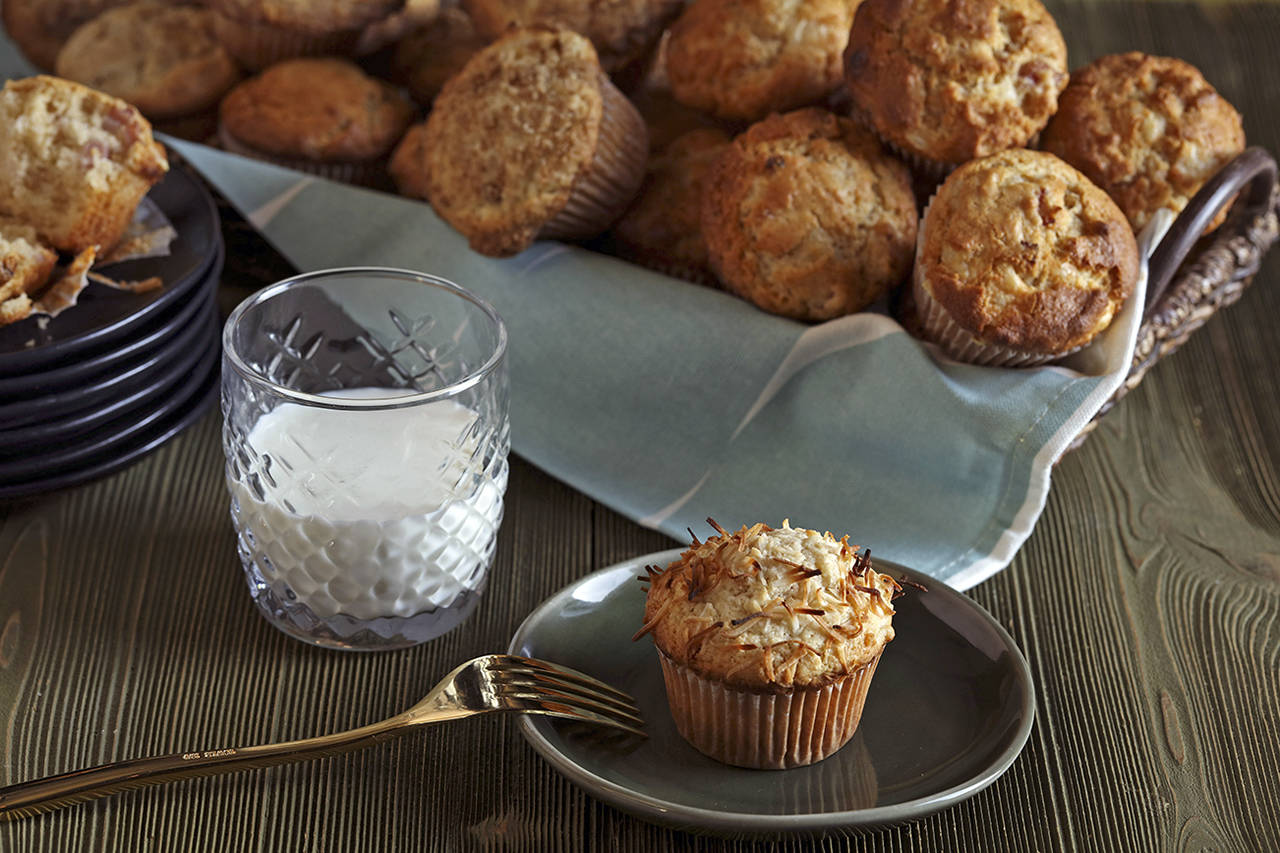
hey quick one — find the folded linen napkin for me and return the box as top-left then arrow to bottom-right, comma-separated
170,140 -> 1162,590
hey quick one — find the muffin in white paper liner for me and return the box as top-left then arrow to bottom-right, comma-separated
658,650 -> 882,770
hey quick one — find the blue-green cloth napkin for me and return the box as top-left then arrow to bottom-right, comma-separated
0,38 -> 1155,589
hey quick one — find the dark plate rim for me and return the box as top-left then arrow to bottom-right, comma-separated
508,549 -> 1036,835
0,161 -> 222,373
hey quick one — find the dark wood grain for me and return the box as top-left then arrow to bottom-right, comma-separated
3,1 -> 1280,850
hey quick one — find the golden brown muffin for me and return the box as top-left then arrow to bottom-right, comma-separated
219,58 -> 415,185
391,7 -> 488,105
701,108 -> 917,321
56,2 -> 242,120
0,76 -> 169,253
461,0 -> 685,73
612,127 -> 730,284
393,27 -> 648,257
844,0 -> 1068,172
1040,52 -> 1246,234
0,217 -> 58,326
206,0 -> 405,69
635,520 -> 898,769
1,0 -> 139,71
664,0 -> 856,123
912,149 -> 1138,366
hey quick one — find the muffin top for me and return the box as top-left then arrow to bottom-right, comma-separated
612,127 -> 731,278
665,0 -> 856,122
918,148 -> 1139,354
1040,52 -> 1246,233
206,0 -> 405,31
219,58 -> 414,162
1,0 -> 133,71
462,0 -> 685,72
409,27 -> 609,256
392,7 -> 488,105
56,2 -> 242,119
844,0 -> 1068,166
637,521 -> 898,691
702,108 -> 917,321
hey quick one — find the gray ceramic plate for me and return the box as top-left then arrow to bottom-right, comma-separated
508,549 -> 1034,837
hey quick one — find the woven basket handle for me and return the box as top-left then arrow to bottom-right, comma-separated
1145,146 -> 1279,317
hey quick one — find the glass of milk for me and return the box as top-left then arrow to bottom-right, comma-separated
221,268 -> 509,651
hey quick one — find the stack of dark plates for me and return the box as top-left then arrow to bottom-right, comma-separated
0,164 -> 224,499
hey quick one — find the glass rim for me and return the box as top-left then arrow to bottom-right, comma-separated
222,266 -> 508,410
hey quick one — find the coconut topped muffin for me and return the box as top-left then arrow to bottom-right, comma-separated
914,148 -> 1139,363
401,26 -> 648,257
1040,52 -> 1246,233
844,0 -> 1068,170
637,520 -> 898,690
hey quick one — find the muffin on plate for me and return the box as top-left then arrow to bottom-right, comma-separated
0,76 -> 169,253
0,217 -> 58,326
219,58 -> 415,186
911,148 -> 1139,366
391,27 -> 648,257
611,127 -> 731,285
391,6 -> 488,105
462,0 -> 684,74
1040,52 -> 1246,234
206,0 -> 405,69
701,108 -> 917,321
55,1 -> 241,139
664,0 -> 856,123
635,520 -> 899,769
843,0 -> 1068,175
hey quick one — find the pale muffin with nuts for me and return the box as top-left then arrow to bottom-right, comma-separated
1041,52 -> 1246,234
636,520 -> 899,769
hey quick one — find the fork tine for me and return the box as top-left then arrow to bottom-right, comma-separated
487,660 -> 643,722
499,656 -> 635,704
500,696 -> 647,738
494,678 -> 646,728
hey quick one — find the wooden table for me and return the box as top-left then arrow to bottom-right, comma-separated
3,2 -> 1279,850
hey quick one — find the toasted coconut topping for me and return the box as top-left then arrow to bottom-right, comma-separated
637,520 -> 899,689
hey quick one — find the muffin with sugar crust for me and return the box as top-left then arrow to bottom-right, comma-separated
843,0 -> 1068,174
1040,52 -> 1246,234
701,108 -> 917,321
219,58 -> 415,187
635,520 -> 899,769
462,0 -> 685,73
911,148 -> 1139,366
665,0 -> 857,123
392,27 -> 648,257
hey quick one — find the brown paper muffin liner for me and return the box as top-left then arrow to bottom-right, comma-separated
910,192 -> 1084,367
213,12 -> 362,70
538,73 -> 649,243
657,650 -> 882,770
218,122 -> 389,188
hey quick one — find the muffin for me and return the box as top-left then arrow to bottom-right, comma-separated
55,2 -> 241,124
612,127 -> 731,285
665,0 -> 856,123
219,58 -> 415,186
1,0 -> 136,71
0,217 -> 58,326
462,0 -> 685,74
0,76 -> 169,253
1040,52 -> 1246,234
391,6 -> 488,105
701,108 -> 917,321
206,0 -> 405,69
911,148 -> 1139,366
355,0 -> 443,55
635,521 -> 898,769
844,0 -> 1068,174
392,27 -> 648,257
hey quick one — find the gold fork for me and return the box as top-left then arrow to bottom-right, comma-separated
0,654 -> 643,821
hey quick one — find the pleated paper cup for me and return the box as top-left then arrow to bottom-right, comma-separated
656,650 -> 882,770
213,12 -> 362,71
218,122 -> 390,188
538,73 -> 649,242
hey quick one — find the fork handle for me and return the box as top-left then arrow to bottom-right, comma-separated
0,713 -> 413,822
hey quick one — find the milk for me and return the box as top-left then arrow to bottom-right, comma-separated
229,388 -> 506,622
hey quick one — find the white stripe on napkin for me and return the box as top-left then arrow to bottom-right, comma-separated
248,178 -> 314,229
